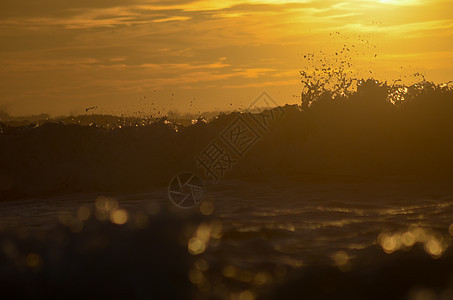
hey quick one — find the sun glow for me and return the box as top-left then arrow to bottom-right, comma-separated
1,0 -> 452,116
377,0 -> 422,5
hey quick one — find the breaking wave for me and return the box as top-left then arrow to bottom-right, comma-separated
1,77 -> 453,200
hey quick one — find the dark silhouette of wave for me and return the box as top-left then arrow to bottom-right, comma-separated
1,78 -> 453,200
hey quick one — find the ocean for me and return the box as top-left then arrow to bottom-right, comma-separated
1,79 -> 453,299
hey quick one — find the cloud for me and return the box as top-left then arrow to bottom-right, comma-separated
1,0 -> 452,116
0,0 -> 195,18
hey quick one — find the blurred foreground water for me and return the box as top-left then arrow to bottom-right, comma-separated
1,178 -> 453,299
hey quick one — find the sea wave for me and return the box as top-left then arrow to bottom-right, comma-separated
1,78 -> 453,200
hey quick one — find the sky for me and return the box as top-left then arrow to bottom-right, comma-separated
0,0 -> 452,117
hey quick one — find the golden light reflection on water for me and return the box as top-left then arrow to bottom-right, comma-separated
221,264 -> 274,289
210,219 -> 223,239
239,270 -> 253,283
58,210 -> 85,232
56,195 -> 153,233
109,209 -> 129,225
223,265 -> 238,278
401,231 -> 416,247
378,232 -> 400,254
424,238 -> 443,258
200,201 -> 214,216
188,219 -> 223,255
189,268 -> 205,284
95,196 -> 120,222
188,237 -> 206,255
196,223 -> 211,242
95,196 -> 118,211
194,258 -> 209,271
253,272 -> 271,286
278,255 -> 303,268
95,209 -> 109,221
333,251 -> 351,272
377,225 -> 450,258
237,290 -> 255,300
76,206 -> 91,221
186,218 -> 260,297
189,265 -> 212,293
215,264 -> 259,299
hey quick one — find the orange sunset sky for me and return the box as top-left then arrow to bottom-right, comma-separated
0,0 -> 452,117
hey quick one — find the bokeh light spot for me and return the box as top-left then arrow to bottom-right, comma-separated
194,258 -> 209,271
110,209 -> 129,225
76,206 -> 91,221
200,201 -> 214,216
188,237 -> 206,255
223,265 -> 238,278
238,290 -> 255,300
26,253 -> 42,269
189,268 -> 204,284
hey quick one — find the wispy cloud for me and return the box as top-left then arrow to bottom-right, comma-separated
0,0 -> 452,116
